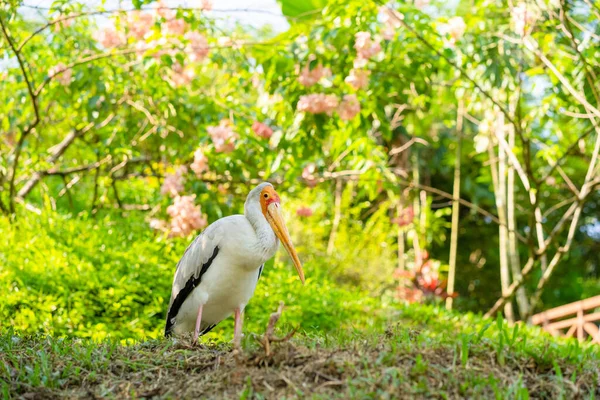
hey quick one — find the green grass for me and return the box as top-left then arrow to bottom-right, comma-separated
2,304 -> 599,399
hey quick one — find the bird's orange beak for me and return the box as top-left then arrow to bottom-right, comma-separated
265,201 -> 305,285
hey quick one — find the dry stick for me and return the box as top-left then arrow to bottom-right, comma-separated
519,9 -> 600,315
446,101 -> 463,311
327,179 -> 343,255
486,167 -> 599,318
527,121 -> 600,316
394,179 -> 527,244
0,16 -> 40,213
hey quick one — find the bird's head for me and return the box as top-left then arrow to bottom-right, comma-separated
247,182 -> 305,284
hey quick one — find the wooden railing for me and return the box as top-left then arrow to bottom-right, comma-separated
531,295 -> 600,344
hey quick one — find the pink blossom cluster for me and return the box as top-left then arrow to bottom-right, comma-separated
296,206 -> 314,217
48,63 -> 72,86
511,3 -> 538,36
344,69 -> 370,90
190,148 -> 209,177
252,121 -> 273,139
298,62 -> 331,87
338,94 -> 361,120
302,164 -> 318,187
297,94 -> 339,115
167,195 -> 208,237
161,165 -> 188,197
354,31 -> 381,61
438,17 -> 466,47
95,1 -> 211,63
297,93 -> 361,120
127,11 -> 154,40
185,31 -> 210,62
207,120 -> 238,153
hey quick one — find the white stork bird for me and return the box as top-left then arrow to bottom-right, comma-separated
164,182 -> 304,347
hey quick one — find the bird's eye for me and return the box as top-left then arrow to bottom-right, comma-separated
263,193 -> 268,198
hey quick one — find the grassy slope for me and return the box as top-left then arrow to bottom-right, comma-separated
2,305 -> 599,399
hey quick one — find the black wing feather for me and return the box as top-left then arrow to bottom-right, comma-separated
164,246 -> 220,337
258,264 -> 264,280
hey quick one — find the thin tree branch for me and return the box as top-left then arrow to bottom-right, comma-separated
0,14 -> 40,213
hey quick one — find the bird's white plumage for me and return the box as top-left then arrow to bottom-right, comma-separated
166,182 -> 280,336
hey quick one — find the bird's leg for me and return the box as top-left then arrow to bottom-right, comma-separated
193,304 -> 204,344
233,307 -> 244,349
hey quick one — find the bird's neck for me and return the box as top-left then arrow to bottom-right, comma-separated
244,202 -> 279,260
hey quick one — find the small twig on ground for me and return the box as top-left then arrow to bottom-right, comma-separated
254,302 -> 297,358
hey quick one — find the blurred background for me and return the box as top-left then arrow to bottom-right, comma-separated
1,0 -> 599,341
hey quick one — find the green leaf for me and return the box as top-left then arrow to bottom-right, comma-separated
276,0 -> 328,23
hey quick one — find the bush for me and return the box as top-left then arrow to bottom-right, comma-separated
0,210 -> 389,341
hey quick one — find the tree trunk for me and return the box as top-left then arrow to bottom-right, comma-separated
397,202 -> 406,273
507,125 -> 530,319
488,114 -> 514,322
327,179 -> 343,255
412,153 -> 423,268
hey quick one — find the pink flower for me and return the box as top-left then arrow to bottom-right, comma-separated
207,120 -> 238,153
344,69 -> 370,90
170,63 -> 195,86
161,165 -> 187,197
298,62 -> 331,87
127,11 -> 153,39
302,164 -> 318,188
392,206 -> 414,227
438,17 -> 466,47
167,195 -> 208,237
380,8 -> 401,40
297,94 -> 339,115
96,27 -> 124,48
153,0 -> 175,20
415,0 -> 430,9
165,18 -> 187,36
354,31 -> 381,60
185,31 -> 209,62
252,121 -> 273,139
49,63 -> 72,86
190,148 -> 208,176
338,94 -> 361,120
296,206 -> 314,217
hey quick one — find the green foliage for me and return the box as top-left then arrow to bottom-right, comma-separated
0,210 -> 388,340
